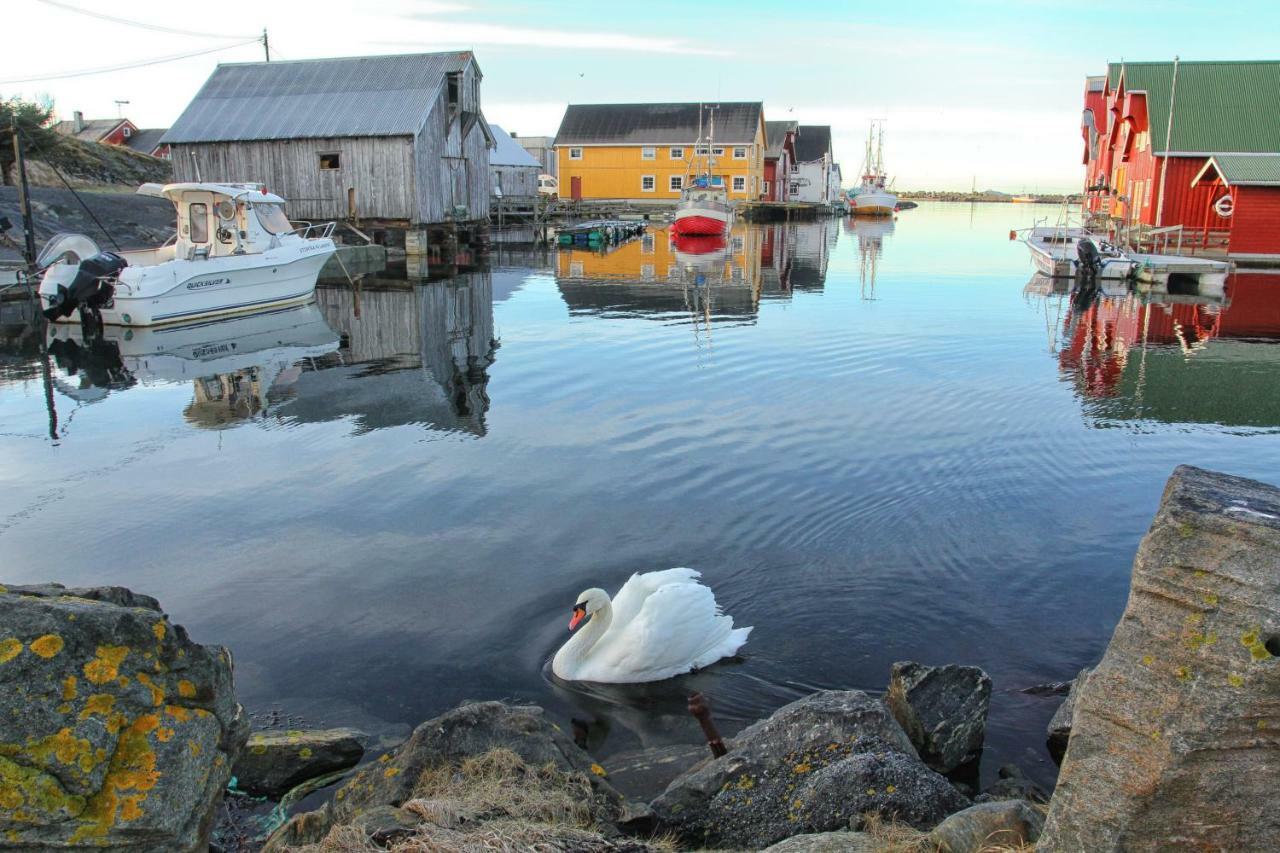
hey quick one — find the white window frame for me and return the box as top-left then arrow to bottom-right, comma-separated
732,175 -> 746,192
763,180 -> 770,194
712,146 -> 725,157
568,147 -> 583,160
641,263 -> 655,280
695,145 -> 710,156
641,174 -> 656,192
732,146 -> 747,159
711,175 -> 724,187
669,175 -> 684,192
641,146 -> 656,160
670,147 -> 685,159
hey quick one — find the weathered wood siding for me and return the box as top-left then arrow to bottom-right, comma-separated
170,136 -> 416,222
411,60 -> 490,223
491,164 -> 539,198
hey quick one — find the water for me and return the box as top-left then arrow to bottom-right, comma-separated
3,202 -> 1279,792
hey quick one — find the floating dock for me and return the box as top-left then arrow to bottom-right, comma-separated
1131,253 -> 1233,292
554,220 -> 648,246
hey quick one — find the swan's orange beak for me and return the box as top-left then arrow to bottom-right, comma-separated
569,604 -> 587,631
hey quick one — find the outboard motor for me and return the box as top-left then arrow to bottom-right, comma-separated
1076,238 -> 1103,280
41,252 -> 127,321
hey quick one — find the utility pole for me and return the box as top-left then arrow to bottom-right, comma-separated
10,117 -> 37,270
262,28 -> 270,62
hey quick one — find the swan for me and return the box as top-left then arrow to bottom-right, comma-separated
552,568 -> 752,683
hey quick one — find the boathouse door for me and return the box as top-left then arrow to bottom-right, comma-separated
570,176 -> 582,202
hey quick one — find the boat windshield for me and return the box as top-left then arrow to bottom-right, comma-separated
253,202 -> 293,235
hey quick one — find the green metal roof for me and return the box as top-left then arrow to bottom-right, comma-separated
1198,153 -> 1280,186
1106,61 -> 1280,154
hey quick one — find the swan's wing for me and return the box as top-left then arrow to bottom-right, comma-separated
593,580 -> 734,682
609,568 -> 701,632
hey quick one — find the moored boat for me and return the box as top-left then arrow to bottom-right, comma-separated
672,178 -> 733,236
1017,225 -> 1137,280
849,123 -> 897,217
38,182 -> 336,327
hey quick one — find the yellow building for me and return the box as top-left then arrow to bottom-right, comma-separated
554,102 -> 767,202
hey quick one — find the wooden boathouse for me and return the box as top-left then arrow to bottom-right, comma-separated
1081,60 -> 1280,262
162,51 -> 494,248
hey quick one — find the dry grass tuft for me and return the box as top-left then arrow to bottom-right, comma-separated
287,748 -> 674,853
860,812 -> 938,852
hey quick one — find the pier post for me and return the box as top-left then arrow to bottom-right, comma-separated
688,692 -> 727,757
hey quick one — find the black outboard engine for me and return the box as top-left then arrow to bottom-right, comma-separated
1076,238 -> 1102,280
41,252 -> 128,321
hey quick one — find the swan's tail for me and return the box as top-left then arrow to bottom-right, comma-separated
726,625 -> 752,657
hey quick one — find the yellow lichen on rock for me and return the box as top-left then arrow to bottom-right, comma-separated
29,635 -> 64,659
0,638 -> 22,665
136,673 -> 164,707
61,677 -> 77,701
177,679 -> 196,699
79,694 -> 116,720
151,622 -> 166,643
83,646 -> 129,684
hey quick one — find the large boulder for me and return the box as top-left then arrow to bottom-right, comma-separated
927,800 -> 1043,852
886,661 -> 992,773
263,701 -> 628,851
232,726 -> 365,798
650,690 -> 968,849
762,830 -> 879,852
1041,467 -> 1280,851
0,583 -> 248,851
1045,667 -> 1091,765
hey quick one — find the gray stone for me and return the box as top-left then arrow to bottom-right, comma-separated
232,726 -> 365,798
974,763 -> 1049,804
1046,667 -> 1091,765
650,690 -> 967,849
762,830 -> 879,852
886,661 -> 992,773
0,582 -> 248,851
928,800 -> 1044,852
263,700 -> 626,852
1040,466 -> 1280,852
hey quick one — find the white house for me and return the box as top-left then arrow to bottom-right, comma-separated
789,125 -> 833,204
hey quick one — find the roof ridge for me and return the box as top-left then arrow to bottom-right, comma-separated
214,50 -> 473,68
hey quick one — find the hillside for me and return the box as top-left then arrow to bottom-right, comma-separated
7,133 -> 172,189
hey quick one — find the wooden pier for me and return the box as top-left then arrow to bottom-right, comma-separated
739,201 -> 839,223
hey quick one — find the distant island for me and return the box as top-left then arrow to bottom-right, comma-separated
895,189 -> 1082,204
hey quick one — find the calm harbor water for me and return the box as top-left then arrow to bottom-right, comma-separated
3,202 -> 1279,791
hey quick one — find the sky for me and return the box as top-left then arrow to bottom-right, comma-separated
4,0 -> 1279,192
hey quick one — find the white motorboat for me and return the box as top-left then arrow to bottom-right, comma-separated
849,123 -> 897,216
1019,226 -> 1136,280
38,182 -> 336,327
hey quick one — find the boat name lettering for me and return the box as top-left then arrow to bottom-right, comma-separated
186,277 -> 230,290
192,344 -> 233,358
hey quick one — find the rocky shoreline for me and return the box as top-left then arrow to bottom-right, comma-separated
2,464 -> 1277,851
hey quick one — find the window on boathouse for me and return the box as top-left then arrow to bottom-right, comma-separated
319,152 -> 341,170
641,175 -> 656,192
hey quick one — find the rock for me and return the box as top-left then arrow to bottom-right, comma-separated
1046,667 -> 1091,765
927,800 -> 1044,852
762,830 -> 880,852
974,763 -> 1049,804
1040,466 -> 1280,852
263,701 -> 626,852
650,690 -> 968,849
0,582 -> 248,851
886,661 -> 992,773
232,726 -> 365,798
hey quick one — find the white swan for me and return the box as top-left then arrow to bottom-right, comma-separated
552,568 -> 752,683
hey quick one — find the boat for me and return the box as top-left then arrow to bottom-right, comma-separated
1018,225 -> 1137,280
849,123 -> 897,217
671,234 -> 730,279
38,182 -> 336,327
672,107 -> 733,237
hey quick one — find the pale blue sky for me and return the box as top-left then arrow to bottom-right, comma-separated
5,0 -> 1278,190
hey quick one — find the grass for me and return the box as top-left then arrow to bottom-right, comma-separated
286,748 -> 675,853
859,812 -> 1038,853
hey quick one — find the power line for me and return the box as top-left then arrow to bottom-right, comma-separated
0,39 -> 261,84
34,0 -> 257,41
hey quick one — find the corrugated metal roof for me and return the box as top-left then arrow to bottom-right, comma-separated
1107,61 -> 1280,153
125,129 -> 168,154
794,125 -> 832,162
765,120 -> 797,156
554,102 -> 763,146
162,52 -> 475,144
489,124 -> 541,168
1201,153 -> 1280,186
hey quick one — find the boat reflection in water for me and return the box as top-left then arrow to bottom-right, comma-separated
843,215 -> 895,300
1027,271 -> 1280,428
44,304 -> 340,428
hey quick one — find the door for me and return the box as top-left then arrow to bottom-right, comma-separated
181,191 -> 215,258
571,176 -> 582,201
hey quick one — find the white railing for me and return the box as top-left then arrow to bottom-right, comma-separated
287,221 -> 337,240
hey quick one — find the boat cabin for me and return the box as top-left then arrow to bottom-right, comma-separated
136,182 -> 298,263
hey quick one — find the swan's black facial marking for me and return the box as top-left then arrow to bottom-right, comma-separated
569,601 -> 588,631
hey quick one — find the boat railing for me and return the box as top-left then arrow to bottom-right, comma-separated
286,221 -> 338,240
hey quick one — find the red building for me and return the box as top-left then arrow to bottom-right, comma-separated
763,120 -> 797,201
53,111 -> 171,159
1081,61 -> 1280,261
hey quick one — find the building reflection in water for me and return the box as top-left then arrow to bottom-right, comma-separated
1027,271 -> 1280,428
305,268 -> 499,436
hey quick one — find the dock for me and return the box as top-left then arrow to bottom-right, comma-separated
739,201 -> 840,223
1131,253 -> 1233,291
554,220 -> 648,247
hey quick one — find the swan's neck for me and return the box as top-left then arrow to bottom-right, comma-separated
555,600 -> 613,675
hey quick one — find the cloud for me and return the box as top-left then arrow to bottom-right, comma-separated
378,21 -> 731,56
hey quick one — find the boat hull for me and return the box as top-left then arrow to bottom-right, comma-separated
42,240 -> 335,327
672,211 -> 730,236
851,189 -> 898,217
